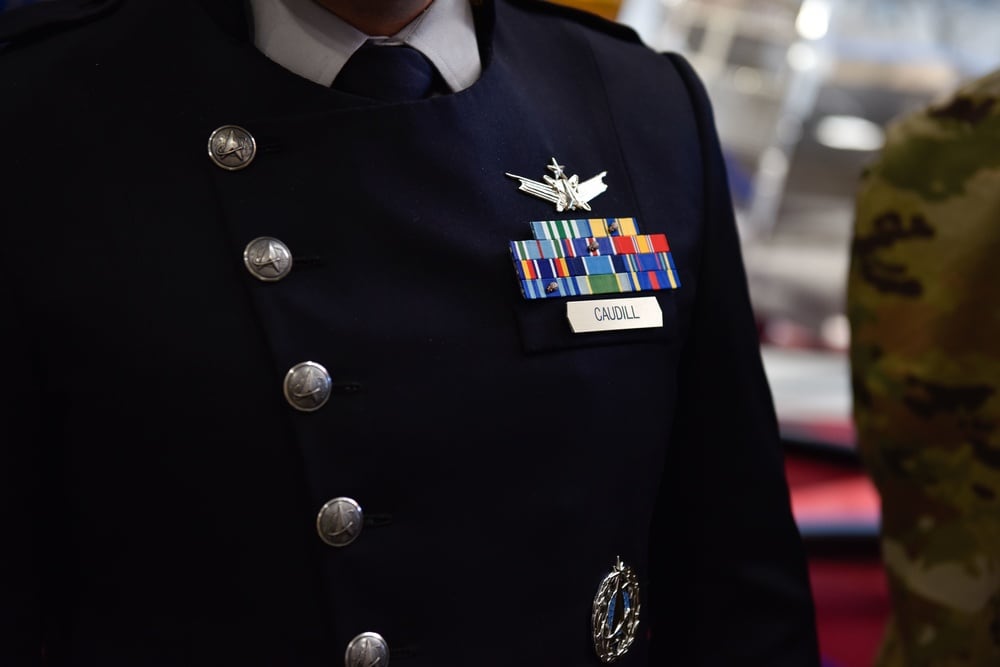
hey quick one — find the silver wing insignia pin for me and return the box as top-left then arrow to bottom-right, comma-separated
506,157 -> 608,212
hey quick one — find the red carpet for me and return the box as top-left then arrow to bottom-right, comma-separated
786,454 -> 891,667
809,557 -> 890,667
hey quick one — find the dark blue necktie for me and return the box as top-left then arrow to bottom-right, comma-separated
333,41 -> 442,102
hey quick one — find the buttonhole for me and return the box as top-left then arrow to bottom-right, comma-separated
294,256 -> 325,268
363,513 -> 392,528
389,645 -> 418,659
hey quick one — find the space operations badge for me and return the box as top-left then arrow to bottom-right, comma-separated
592,557 -> 641,663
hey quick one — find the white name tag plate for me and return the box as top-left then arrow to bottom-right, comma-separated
566,297 -> 663,333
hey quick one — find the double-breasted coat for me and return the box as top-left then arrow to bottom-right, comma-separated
0,1 -> 819,664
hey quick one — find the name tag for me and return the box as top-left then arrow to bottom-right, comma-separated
566,297 -> 663,333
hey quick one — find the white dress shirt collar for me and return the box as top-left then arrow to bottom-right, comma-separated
251,0 -> 481,92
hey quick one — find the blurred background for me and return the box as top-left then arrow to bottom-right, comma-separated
548,0 -> 999,665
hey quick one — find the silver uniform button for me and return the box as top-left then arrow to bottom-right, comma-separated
283,361 -> 332,412
317,497 -> 364,547
345,632 -> 389,667
207,124 -> 256,171
243,237 -> 293,282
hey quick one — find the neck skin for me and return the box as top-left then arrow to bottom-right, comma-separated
314,0 -> 434,35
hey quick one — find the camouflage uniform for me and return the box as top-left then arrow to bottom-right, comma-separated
849,68 -> 1000,667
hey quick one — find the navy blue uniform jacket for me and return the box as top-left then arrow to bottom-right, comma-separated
0,0 -> 819,664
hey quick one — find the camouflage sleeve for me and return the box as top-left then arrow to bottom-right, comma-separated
848,68 -> 1000,667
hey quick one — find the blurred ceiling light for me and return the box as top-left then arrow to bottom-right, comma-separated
795,0 -> 831,41
820,314 -> 850,351
786,42 -> 818,71
815,115 -> 885,151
